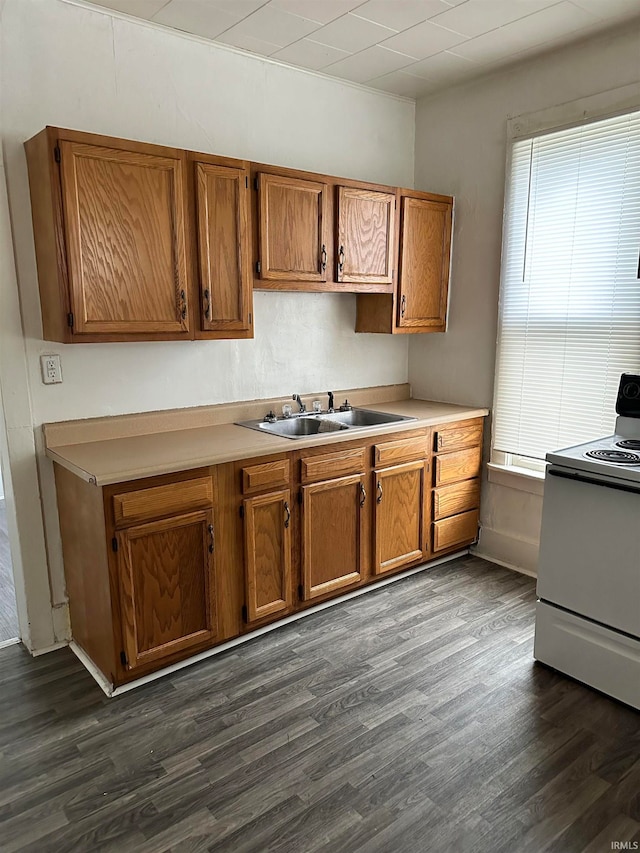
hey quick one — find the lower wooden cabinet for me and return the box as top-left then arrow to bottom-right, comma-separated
431,418 -> 483,554
243,489 -> 293,622
301,473 -> 368,600
373,460 -> 428,574
433,509 -> 479,553
54,418 -> 484,687
117,509 -> 217,670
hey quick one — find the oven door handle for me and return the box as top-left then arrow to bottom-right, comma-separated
548,467 -> 640,496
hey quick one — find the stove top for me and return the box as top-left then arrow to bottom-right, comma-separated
546,416 -> 640,483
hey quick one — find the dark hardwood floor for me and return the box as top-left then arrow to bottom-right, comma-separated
1,556 -> 638,852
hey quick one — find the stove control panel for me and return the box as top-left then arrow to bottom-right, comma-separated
615,374 -> 640,418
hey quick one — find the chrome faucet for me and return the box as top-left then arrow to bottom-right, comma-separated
327,391 -> 334,412
293,393 -> 306,413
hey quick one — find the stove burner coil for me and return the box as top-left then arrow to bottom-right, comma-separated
585,448 -> 640,464
616,439 -> 640,450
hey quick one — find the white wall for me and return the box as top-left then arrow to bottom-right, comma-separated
410,22 -> 640,574
0,0 -> 415,649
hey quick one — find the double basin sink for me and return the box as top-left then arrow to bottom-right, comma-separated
237,407 -> 415,439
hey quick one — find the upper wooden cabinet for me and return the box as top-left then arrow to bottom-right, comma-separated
336,186 -> 395,287
396,196 -> 452,332
193,157 -> 252,338
257,173 -> 328,283
24,127 -> 254,342
355,190 -> 454,335
25,126 -> 453,340
61,140 -> 190,338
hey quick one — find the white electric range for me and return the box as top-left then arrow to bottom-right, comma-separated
534,376 -> 640,710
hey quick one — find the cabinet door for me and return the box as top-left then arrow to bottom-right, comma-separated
117,509 -> 216,670
258,173 -> 328,282
397,196 -> 452,331
374,460 -> 427,575
302,474 -> 367,600
243,489 -> 293,622
195,162 -> 252,334
336,186 -> 395,286
59,140 -> 189,336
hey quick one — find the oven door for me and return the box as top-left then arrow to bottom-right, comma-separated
537,466 -> 640,638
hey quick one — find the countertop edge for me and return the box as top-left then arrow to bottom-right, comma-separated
46,402 -> 490,487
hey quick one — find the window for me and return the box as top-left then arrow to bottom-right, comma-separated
493,108 -> 640,466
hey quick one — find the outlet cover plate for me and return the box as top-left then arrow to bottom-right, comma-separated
40,354 -> 63,385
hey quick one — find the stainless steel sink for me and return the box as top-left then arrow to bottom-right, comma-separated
236,407 -> 415,440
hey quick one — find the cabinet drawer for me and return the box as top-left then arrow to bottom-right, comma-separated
301,446 -> 366,483
242,458 -> 290,495
434,446 -> 482,486
433,479 -> 480,521
434,420 -> 483,453
113,477 -> 213,527
374,434 -> 429,467
433,510 -> 479,552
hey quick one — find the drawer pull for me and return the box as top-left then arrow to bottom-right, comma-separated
376,481 -> 383,504
208,523 -> 214,554
284,501 -> 291,529
360,482 -> 366,507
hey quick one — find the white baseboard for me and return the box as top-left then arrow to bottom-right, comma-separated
0,636 -> 20,650
474,527 -> 538,577
72,551 -> 470,698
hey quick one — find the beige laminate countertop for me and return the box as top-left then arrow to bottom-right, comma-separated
45,398 -> 489,486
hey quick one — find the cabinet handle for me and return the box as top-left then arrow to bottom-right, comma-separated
359,482 -> 366,507
376,481 -> 383,504
284,501 -> 291,529
401,294 -> 406,318
208,523 -> 214,553
203,289 -> 211,321
338,245 -> 345,276
321,244 -> 327,272
180,289 -> 187,321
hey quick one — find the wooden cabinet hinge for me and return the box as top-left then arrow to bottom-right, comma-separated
67,312 -> 74,328
256,261 -> 261,275
120,650 -> 128,667
242,604 -> 248,622
297,490 -> 303,505
253,177 -> 259,191
54,145 -> 61,164
239,505 -> 244,519
111,536 -> 118,552
298,584 -> 304,600
248,312 -> 252,325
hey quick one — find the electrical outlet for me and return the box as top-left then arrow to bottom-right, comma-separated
40,354 -> 63,385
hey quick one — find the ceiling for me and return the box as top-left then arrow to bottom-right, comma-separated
87,0 -> 640,99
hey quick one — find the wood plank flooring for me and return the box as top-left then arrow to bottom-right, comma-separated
0,503 -> 19,642
1,556 -> 639,852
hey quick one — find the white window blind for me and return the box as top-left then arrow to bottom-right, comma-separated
493,109 -> 640,460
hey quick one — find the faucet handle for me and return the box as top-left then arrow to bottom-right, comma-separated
340,398 -> 352,412
327,391 -> 334,412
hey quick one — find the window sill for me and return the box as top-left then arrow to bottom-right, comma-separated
487,462 -> 545,496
